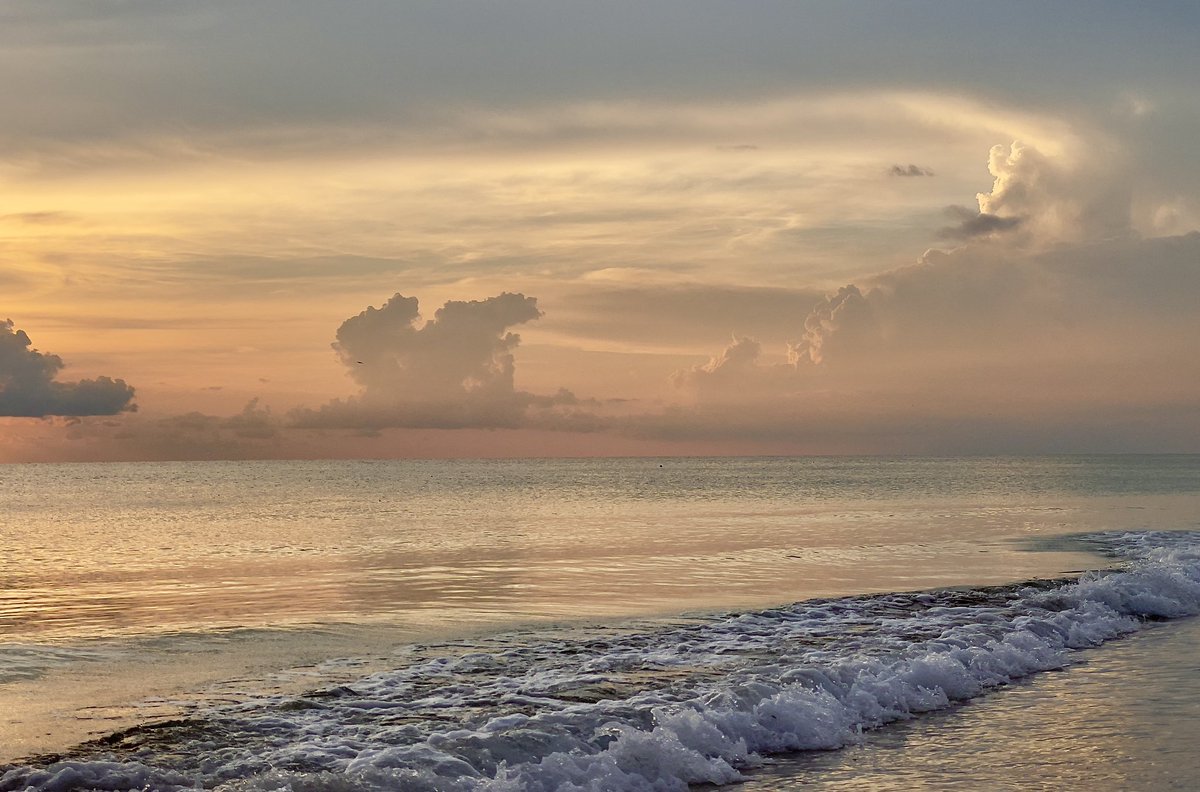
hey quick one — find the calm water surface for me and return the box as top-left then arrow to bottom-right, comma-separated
7,456 -> 1189,641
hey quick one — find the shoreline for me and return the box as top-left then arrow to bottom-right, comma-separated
4,534 -> 1196,788
0,560 -> 1112,768
738,614 -> 1200,789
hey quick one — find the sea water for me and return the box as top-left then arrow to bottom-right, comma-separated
738,615 -> 1200,790
0,456 -> 1198,789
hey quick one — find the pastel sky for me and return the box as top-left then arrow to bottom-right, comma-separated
3,1 -> 1199,460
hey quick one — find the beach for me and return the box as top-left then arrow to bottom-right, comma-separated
739,615 -> 1200,790
6,5 -> 1200,788
1,456 -> 1198,789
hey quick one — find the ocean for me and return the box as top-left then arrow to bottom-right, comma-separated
1,456 -> 1198,790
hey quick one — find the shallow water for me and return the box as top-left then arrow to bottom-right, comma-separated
1,456 -> 1198,787
4,530 -> 1200,790
740,615 -> 1200,790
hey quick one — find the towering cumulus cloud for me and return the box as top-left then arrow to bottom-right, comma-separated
669,139 -> 1200,452
0,320 -> 135,417
294,292 -> 568,429
939,141 -> 1131,246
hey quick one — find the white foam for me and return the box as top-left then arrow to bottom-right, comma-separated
3,531 -> 1198,792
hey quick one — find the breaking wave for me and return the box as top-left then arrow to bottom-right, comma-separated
4,531 -> 1200,792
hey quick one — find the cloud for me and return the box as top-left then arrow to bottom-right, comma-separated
889,164 -> 934,177
672,336 -> 764,389
292,292 -> 591,429
788,284 -> 879,366
0,319 -> 136,416
335,292 -> 539,400
937,205 -> 1023,240
0,211 -> 78,225
550,283 -> 825,351
661,229 -> 1200,451
948,140 -> 1132,247
816,234 -> 1200,372
4,1 -> 1187,170
277,135 -> 1197,452
221,398 -> 279,440
48,399 -> 282,461
653,142 -> 1198,451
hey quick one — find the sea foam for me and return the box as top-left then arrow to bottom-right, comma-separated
3,531 -> 1199,792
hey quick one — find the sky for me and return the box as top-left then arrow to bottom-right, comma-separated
2,1 -> 1199,460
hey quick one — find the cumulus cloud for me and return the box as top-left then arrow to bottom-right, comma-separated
130,404 -> 279,448
788,285 -> 879,366
937,205 -> 1024,240
941,140 -> 1132,247
673,336 -> 767,390
335,292 -> 539,399
819,242 -> 1187,371
292,292 -> 592,429
0,319 -> 135,417
656,140 -> 1198,451
671,335 -> 814,407
889,164 -> 934,177
221,398 -> 279,440
665,228 -> 1200,451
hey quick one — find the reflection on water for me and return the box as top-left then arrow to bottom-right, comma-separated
740,617 -> 1200,791
4,456 -> 1192,642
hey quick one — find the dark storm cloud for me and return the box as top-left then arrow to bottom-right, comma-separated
0,319 -> 135,417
